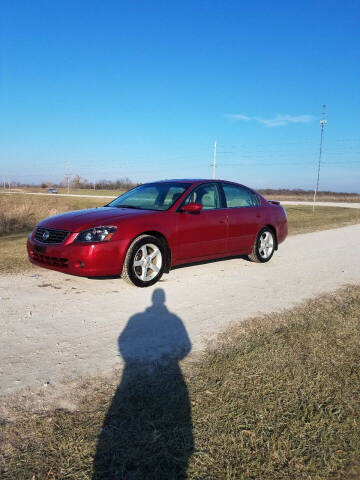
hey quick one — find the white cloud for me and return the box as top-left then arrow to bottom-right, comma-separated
254,114 -> 314,127
225,114 -> 250,121
225,113 -> 314,127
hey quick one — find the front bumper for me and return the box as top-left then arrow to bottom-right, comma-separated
27,235 -> 128,276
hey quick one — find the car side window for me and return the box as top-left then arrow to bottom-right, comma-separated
184,183 -> 221,210
222,183 -> 260,208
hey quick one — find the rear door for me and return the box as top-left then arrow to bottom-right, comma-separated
221,183 -> 262,253
175,183 -> 227,261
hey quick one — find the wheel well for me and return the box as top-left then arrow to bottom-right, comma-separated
136,231 -> 172,273
263,224 -> 278,250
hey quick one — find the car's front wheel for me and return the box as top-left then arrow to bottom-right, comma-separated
122,235 -> 165,287
248,227 -> 275,263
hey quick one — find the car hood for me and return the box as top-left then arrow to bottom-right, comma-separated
38,207 -> 156,232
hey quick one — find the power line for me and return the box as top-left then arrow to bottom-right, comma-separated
216,160 -> 360,167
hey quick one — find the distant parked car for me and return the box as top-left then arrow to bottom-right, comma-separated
46,188 -> 58,194
27,179 -> 288,287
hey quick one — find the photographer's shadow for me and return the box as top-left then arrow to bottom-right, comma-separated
93,289 -> 193,480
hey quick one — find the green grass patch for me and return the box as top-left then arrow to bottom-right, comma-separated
285,205 -> 360,234
1,286 -> 360,479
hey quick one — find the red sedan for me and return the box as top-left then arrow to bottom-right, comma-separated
27,180 -> 288,287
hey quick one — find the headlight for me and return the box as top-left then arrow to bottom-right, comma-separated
75,226 -> 117,243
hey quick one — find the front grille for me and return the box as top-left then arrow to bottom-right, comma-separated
34,227 -> 69,244
32,252 -> 69,268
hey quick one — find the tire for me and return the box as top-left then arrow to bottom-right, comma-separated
122,235 -> 166,287
248,227 -> 276,263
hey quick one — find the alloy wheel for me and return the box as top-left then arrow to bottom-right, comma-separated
258,231 -> 274,259
133,243 -> 163,282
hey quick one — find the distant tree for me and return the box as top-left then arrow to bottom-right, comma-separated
72,175 -> 89,189
95,177 -> 138,190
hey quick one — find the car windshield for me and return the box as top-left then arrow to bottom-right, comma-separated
107,182 -> 191,211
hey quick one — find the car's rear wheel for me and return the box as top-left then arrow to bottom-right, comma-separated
248,227 -> 275,263
122,235 -> 165,287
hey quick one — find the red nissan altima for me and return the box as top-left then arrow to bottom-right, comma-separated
27,179 -> 288,287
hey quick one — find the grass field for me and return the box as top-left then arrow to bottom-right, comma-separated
2,187 -> 123,197
1,285 -> 359,479
0,193 -> 359,274
286,205 -> 360,234
0,193 -> 106,235
0,194 -> 105,273
264,193 -> 360,203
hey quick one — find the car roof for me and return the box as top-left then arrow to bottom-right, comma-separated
152,179 -> 230,184
146,179 -> 262,197
149,179 -> 258,189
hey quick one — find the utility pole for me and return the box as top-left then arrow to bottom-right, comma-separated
8,179 -> 11,193
313,105 -> 327,213
212,140 -> 217,179
66,160 -> 71,194
94,179 -> 96,191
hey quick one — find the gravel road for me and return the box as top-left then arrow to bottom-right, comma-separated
1,224 -> 360,396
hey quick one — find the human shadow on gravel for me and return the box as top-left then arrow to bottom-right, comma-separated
93,289 -> 193,480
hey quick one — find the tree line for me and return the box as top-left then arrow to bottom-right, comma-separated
40,176 -> 138,190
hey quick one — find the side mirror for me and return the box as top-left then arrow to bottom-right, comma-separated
180,202 -> 203,213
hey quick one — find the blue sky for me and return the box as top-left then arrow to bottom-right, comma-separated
1,0 -> 360,191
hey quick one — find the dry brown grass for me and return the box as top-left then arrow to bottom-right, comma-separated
1,285 -> 360,479
0,187 -> 122,197
285,205 -> 360,234
0,234 -> 35,273
0,194 -> 106,273
0,198 -> 61,235
260,189 -> 360,203
268,194 -> 360,202
0,194 -> 105,235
